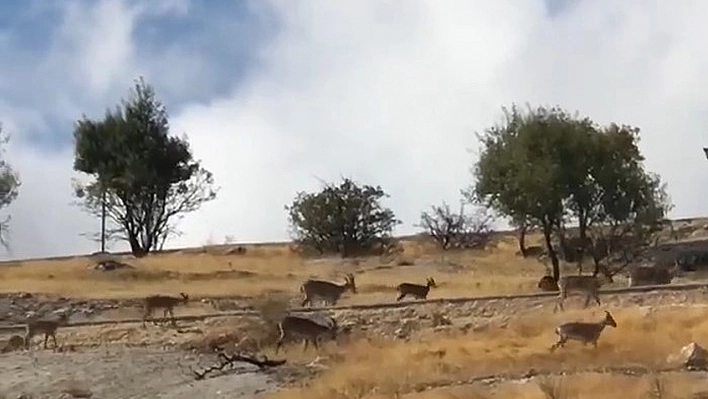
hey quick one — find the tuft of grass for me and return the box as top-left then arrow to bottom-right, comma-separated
644,373 -> 671,399
537,377 -> 574,399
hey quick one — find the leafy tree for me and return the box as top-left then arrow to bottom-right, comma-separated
73,78 -> 217,257
286,178 -> 400,257
471,105 -> 569,281
0,125 -> 20,252
470,104 -> 670,282
558,123 -> 671,275
585,125 -> 671,269
418,201 -> 493,250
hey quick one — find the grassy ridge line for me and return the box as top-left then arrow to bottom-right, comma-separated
0,232 -> 433,264
1,281 -> 705,333
0,240 -> 294,265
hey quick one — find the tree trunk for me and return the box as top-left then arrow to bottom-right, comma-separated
518,223 -> 528,257
128,234 -> 149,258
557,225 -> 567,262
542,223 -> 560,282
577,215 -> 587,275
592,255 -> 601,277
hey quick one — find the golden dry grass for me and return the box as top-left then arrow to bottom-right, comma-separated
2,217 -> 707,301
264,306 -> 708,399
0,233 -> 556,300
404,372 -> 708,399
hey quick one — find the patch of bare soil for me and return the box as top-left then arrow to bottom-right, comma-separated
0,346 -> 279,399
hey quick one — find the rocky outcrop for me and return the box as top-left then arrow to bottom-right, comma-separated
667,342 -> 708,370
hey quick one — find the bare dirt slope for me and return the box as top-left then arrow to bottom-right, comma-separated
0,347 -> 278,399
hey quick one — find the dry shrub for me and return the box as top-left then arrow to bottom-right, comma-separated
537,377 -> 574,399
251,294 -> 291,326
644,373 -> 670,399
237,294 -> 292,350
184,294 -> 293,354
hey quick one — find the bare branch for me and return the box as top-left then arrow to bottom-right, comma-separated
191,348 -> 286,380
418,202 -> 494,250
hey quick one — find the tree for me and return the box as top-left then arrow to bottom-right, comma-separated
0,125 -> 20,252
286,178 -> 400,257
471,104 -> 670,282
418,201 -> 493,250
558,123 -> 671,275
584,126 -> 672,271
471,105 -> 569,281
73,78 -> 217,257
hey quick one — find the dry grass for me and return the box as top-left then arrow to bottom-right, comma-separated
403,372 -> 708,399
264,306 -> 708,399
0,234 -> 554,300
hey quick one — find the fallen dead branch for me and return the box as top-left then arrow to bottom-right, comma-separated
191,348 -> 286,380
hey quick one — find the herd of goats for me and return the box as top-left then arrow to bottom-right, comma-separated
11,264 -> 660,355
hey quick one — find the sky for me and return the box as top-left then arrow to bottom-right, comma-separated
1,0 -> 708,260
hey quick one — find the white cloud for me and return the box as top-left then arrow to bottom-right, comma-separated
3,0 -> 708,259
54,0 -> 137,95
4,143 -> 98,259
171,0 -> 708,247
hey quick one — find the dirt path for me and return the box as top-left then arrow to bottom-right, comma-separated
0,347 -> 279,399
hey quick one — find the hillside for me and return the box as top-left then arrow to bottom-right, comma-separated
1,217 -> 708,398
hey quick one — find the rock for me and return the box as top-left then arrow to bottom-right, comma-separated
668,342 -> 708,370
433,325 -> 453,334
394,327 -> 408,339
54,307 -> 72,316
307,356 -> 329,369
638,306 -> 654,317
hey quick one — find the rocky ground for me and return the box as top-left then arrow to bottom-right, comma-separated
0,347 -> 280,399
0,293 -> 255,327
1,286 -> 708,398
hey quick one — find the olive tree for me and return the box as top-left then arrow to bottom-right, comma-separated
286,178 -> 400,257
470,105 -> 670,282
72,78 -> 218,257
